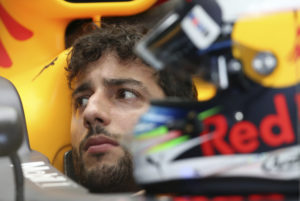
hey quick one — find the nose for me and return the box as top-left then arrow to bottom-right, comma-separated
82,92 -> 111,129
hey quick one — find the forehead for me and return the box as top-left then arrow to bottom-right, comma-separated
72,53 -> 158,88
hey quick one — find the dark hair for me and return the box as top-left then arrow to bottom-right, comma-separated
66,23 -> 197,100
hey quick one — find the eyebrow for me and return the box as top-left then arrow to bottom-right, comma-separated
72,78 -> 151,98
104,78 -> 142,87
104,78 -> 150,95
72,82 -> 92,98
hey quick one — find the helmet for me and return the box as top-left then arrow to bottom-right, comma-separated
132,0 -> 300,196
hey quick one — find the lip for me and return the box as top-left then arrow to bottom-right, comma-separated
83,135 -> 119,154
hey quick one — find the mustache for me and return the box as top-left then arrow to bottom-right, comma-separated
87,125 -> 115,139
79,125 -> 119,153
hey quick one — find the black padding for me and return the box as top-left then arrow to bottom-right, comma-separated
0,106 -> 23,156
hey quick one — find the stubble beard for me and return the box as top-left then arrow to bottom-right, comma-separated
72,126 -> 139,193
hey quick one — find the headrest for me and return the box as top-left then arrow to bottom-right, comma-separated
0,76 -> 31,155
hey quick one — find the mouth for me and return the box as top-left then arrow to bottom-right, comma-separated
83,135 -> 119,154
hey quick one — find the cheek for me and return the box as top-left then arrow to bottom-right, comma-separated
114,106 -> 149,134
70,116 -> 85,150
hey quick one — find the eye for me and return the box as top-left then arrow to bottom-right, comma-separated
116,89 -> 139,100
74,96 -> 89,109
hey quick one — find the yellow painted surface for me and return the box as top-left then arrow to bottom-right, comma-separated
232,11 -> 300,88
193,77 -> 217,101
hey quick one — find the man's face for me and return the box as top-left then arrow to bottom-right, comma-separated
70,53 -> 165,192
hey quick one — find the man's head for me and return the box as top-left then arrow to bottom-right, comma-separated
66,23 -> 196,193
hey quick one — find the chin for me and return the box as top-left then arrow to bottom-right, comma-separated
80,151 -> 137,193
86,148 -> 124,164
